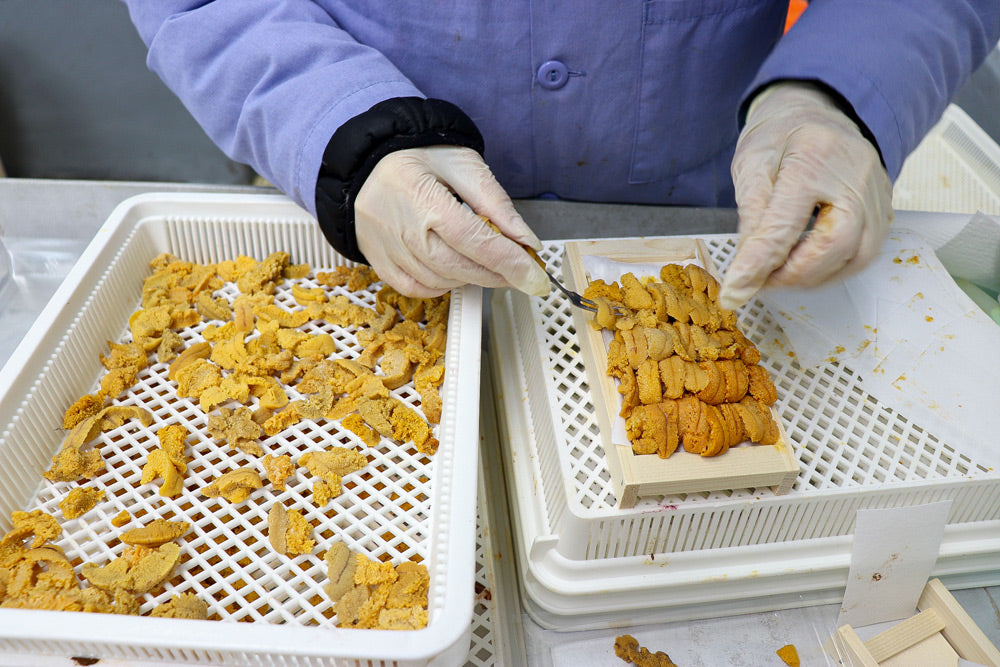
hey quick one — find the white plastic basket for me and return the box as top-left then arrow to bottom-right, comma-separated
0,193 -> 482,666
893,104 -> 1000,214
489,236 -> 1000,631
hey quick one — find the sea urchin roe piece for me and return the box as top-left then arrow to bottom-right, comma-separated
100,340 -> 149,373
207,407 -> 263,457
298,448 -> 367,497
247,374 -> 290,410
776,644 -> 800,667
253,303 -> 310,328
311,480 -> 334,507
284,262 -> 311,279
232,297 -> 256,332
0,511 -> 61,562
58,486 -> 106,520
334,582 -> 370,628
128,307 -> 173,343
195,290 -> 232,322
294,333 -> 335,359
81,543 -> 181,595
342,413 -> 380,448
266,503 -> 289,554
582,278 -> 623,303
140,424 -> 189,498
0,543 -> 84,612
111,510 -> 131,528
267,504 -> 314,557
120,519 -> 190,547
379,347 -> 414,390
591,296 -> 620,330
413,363 -> 445,425
613,634 -> 678,667
236,251 -> 289,295
156,328 -> 186,364
316,265 -> 379,291
377,606 -> 429,631
262,406 -> 301,437
262,454 -> 295,491
291,284 -> 326,304
62,393 -> 106,430
355,396 -> 394,438
215,255 -> 259,283
389,401 -> 438,456
100,358 -> 145,397
200,467 -> 263,503
45,406 -> 153,483
174,358 -> 223,405
354,554 -> 398,587
283,507 -> 315,555
276,328 -> 310,352
75,586 -> 140,615
167,341 -> 211,381
96,406 -> 154,431
296,359 -> 355,395
323,542 -> 356,601
385,561 -> 429,611
290,386 -> 336,421
150,591 -> 209,620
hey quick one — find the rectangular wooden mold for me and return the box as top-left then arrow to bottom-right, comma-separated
562,237 -> 799,508
830,578 -> 1000,666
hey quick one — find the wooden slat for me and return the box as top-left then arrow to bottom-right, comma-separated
919,578 -> 1000,666
831,625 -> 881,667
865,608 -> 945,662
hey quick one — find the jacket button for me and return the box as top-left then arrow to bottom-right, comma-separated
536,60 -> 569,90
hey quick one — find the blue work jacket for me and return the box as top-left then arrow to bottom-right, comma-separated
123,1 -> 998,219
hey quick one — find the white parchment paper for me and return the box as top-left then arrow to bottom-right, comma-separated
758,227 -> 1000,472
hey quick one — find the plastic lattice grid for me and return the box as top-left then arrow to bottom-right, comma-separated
23,269 -> 437,625
532,237 -> 990,513
465,506 -> 497,667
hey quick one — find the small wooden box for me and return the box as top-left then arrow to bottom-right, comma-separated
562,237 -> 799,508
830,578 -> 1000,666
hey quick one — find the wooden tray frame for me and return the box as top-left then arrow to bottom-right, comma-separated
562,237 -> 799,508
830,578 -> 1000,666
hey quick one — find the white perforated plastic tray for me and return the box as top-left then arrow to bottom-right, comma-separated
0,193 -> 481,666
489,235 -> 1000,630
894,104 -> 1000,215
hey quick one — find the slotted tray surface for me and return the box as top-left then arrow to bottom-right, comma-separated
29,272 -> 436,623
0,194 -> 481,666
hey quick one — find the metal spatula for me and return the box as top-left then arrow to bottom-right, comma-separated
521,245 -> 600,313
481,215 -> 600,313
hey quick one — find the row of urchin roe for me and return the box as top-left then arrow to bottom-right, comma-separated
583,262 -> 780,459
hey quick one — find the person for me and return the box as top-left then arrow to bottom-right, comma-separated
122,2 -> 999,308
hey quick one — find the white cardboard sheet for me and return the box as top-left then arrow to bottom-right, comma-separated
837,501 -> 951,628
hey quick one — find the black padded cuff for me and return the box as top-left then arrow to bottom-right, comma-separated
314,97 -> 485,264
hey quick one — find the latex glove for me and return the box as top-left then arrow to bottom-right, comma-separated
719,82 -> 893,310
354,145 -> 550,298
